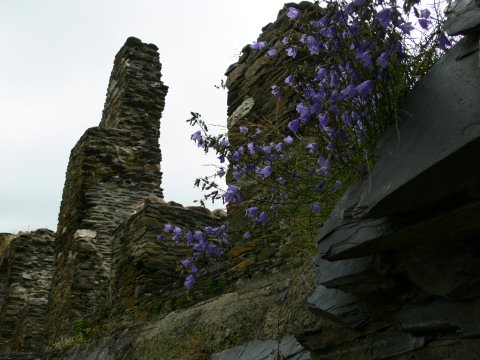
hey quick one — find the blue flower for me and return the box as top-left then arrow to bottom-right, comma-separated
329,71 -> 339,89
224,184 -> 240,203
260,165 -> 273,178
247,143 -> 256,154
239,125 -> 248,135
287,7 -> 301,20
165,224 -> 174,232
340,84 -> 356,98
376,8 -> 391,28
191,130 -> 201,142
243,231 -> 251,239
246,207 -> 259,218
267,48 -> 278,56
217,168 -> 226,178
156,234 -> 164,241
284,75 -> 295,86
251,41 -> 267,50
306,143 -> 318,153
398,22 -> 414,35
186,232 -> 193,245
220,138 -> 230,147
312,203 -> 321,213
231,151 -> 240,162
355,51 -> 372,68
286,46 -> 298,58
315,67 -> 328,81
296,102 -> 311,122
420,9 -> 431,19
307,35 -> 321,55
194,230 -> 204,242
191,131 -> 204,147
377,52 -> 390,68
184,274 -> 195,289
318,114 -> 328,128
271,84 -> 281,99
355,80 -> 373,96
284,136 -> 294,144
181,258 -> 191,268
438,33 -> 451,50
418,18 -> 431,30
288,119 -> 301,133
174,226 -> 182,236
259,211 -> 269,224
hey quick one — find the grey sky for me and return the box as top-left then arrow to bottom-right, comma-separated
0,0 -> 291,233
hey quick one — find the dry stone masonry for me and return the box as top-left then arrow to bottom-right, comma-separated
0,230 -> 55,356
46,36 -> 168,343
109,200 -> 225,325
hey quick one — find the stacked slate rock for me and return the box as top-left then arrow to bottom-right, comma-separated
0,230 -> 56,357
109,199 -> 226,325
211,335 -> 309,360
46,37 -> 168,343
299,2 -> 480,359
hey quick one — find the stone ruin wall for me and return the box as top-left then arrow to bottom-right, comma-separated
0,230 -> 55,357
0,36 -> 227,356
223,2 -> 318,277
109,201 -> 225,326
45,37 -> 168,343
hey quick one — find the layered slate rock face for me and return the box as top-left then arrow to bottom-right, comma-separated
46,37 -> 168,342
211,335 -> 309,360
109,199 -> 225,325
0,230 -> 55,355
226,1 -> 317,133
301,24 -> 480,360
224,1 -> 319,267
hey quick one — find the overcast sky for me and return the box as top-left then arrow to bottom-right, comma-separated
0,0 -> 292,233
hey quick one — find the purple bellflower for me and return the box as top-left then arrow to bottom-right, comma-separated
288,119 -> 301,133
267,48 -> 278,56
287,7 -> 301,20
251,41 -> 267,50
286,46 -> 298,58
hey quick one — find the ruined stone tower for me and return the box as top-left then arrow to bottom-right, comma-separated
46,37 -> 168,341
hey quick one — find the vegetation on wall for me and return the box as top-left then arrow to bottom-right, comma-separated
158,0 -> 453,289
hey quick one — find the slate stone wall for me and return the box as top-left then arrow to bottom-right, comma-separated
46,37 -> 168,343
223,2 -> 319,279
109,200 -> 225,325
0,230 -> 55,353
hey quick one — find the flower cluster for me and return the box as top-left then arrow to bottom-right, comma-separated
158,224 -> 229,289
165,0 -> 453,289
